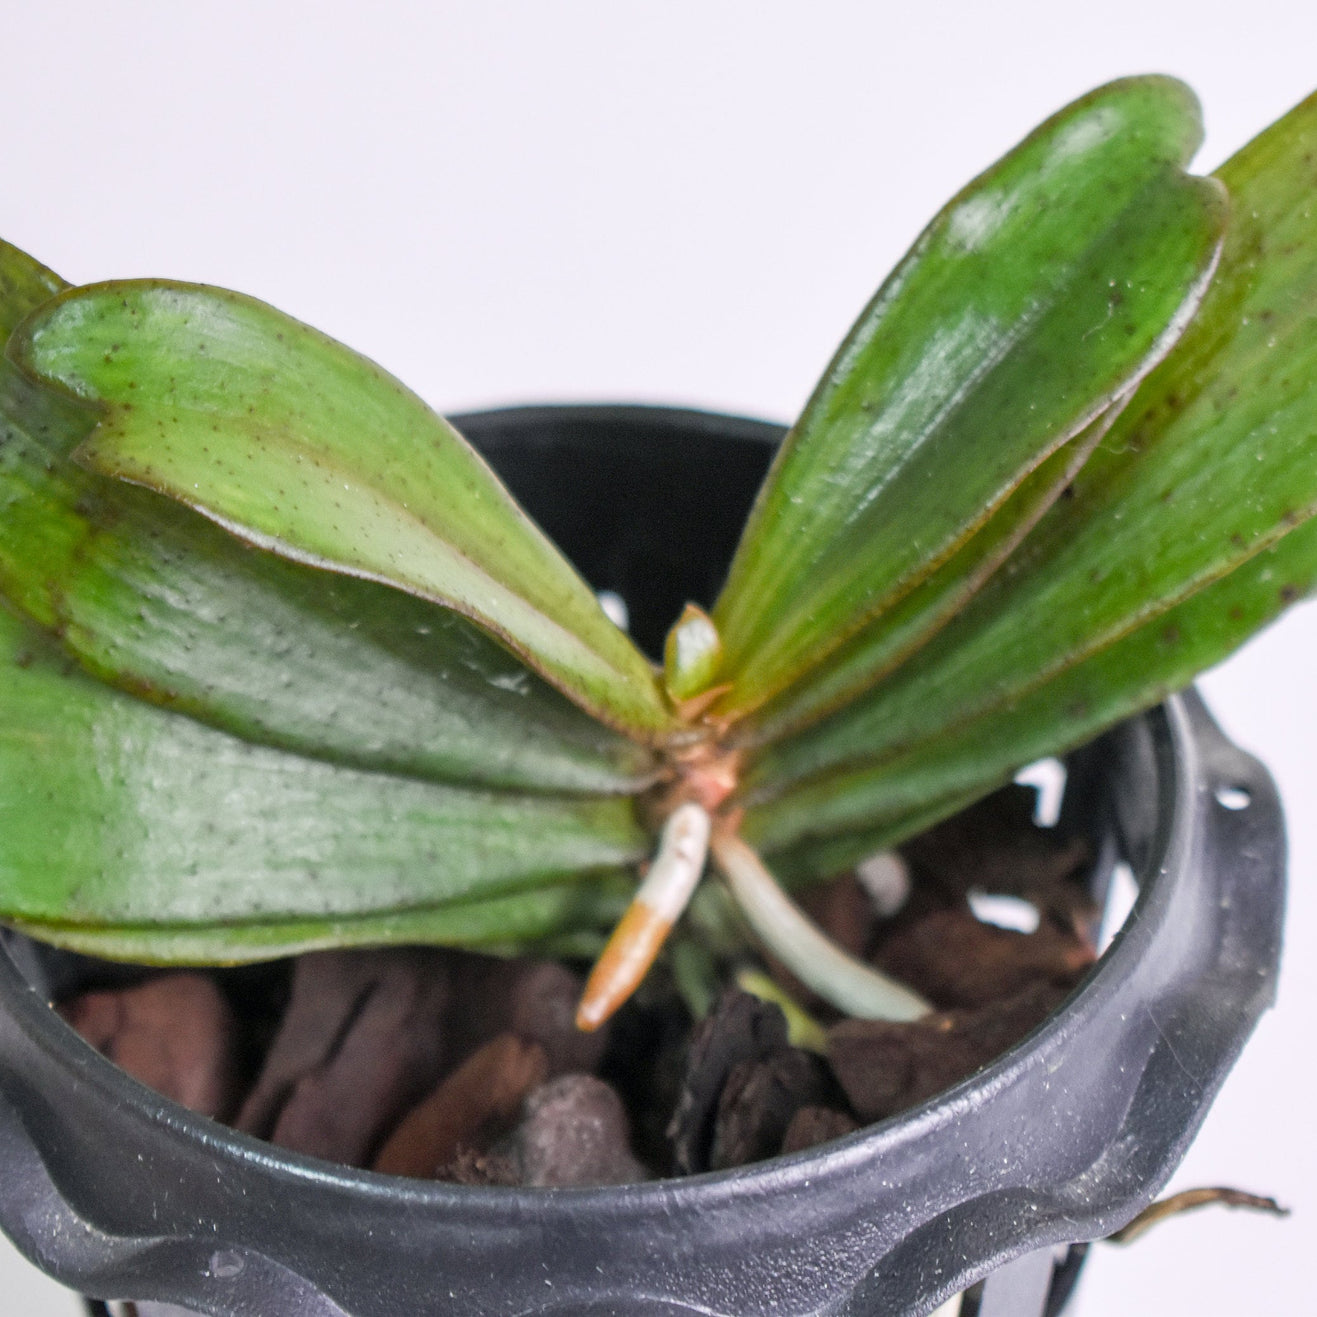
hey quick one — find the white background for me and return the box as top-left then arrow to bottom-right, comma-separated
1,2 -> 1314,1312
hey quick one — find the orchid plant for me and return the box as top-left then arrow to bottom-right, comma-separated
1,76 -> 1315,1030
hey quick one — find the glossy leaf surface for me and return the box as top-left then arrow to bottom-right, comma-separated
0,241 -> 60,338
0,242 -> 655,794
750,515 -> 1317,871
0,609 -> 648,962
739,402 -> 1119,744
711,76 -> 1225,717
742,90 -> 1317,852
8,281 -> 674,737
14,876 -> 634,964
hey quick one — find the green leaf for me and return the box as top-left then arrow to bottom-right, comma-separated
745,515 -> 1317,866
710,76 -> 1226,718
7,280 -> 675,738
0,242 -> 656,795
743,88 -> 1317,832
0,239 -> 61,339
12,876 -> 636,964
663,603 -> 723,702
739,401 -> 1119,744
0,608 -> 648,963
755,788 -> 987,890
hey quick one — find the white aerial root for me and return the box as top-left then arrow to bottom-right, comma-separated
710,827 -> 930,1022
575,802 -> 712,1031
575,803 -> 931,1031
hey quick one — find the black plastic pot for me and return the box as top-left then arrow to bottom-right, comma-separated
0,406 -> 1286,1317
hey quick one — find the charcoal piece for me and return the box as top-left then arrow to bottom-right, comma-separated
508,1074 -> 647,1186
598,992 -> 693,1177
781,1105 -> 860,1155
900,783 -> 1091,908
445,955 -> 608,1076
872,905 -> 1095,1009
58,973 -> 237,1119
667,989 -> 789,1175
236,948 -> 452,1166
828,981 -> 1071,1123
709,1046 -> 833,1170
373,1033 -> 548,1178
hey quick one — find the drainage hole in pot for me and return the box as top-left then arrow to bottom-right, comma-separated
1214,783 -> 1252,811
596,589 -> 629,631
1013,757 -> 1066,827
967,891 -> 1041,935
1096,861 -> 1140,954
